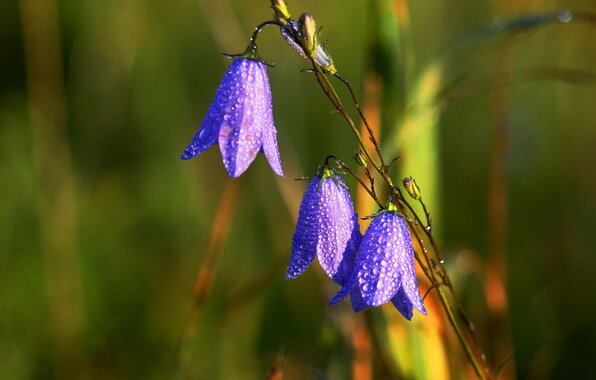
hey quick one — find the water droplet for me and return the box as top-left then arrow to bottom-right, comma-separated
558,9 -> 572,23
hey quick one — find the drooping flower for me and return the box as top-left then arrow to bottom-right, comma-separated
286,165 -> 361,285
331,205 -> 427,320
181,58 -> 283,178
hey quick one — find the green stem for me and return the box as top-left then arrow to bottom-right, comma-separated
401,194 -> 478,338
334,74 -> 388,171
310,64 -> 396,192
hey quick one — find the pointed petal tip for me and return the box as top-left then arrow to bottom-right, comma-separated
417,304 -> 428,315
270,164 -> 284,177
222,160 -> 245,178
180,150 -> 196,160
329,290 -> 347,305
285,261 -> 308,280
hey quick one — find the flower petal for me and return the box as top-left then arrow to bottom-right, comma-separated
254,63 -> 284,177
396,216 -> 427,314
353,212 -> 405,307
218,60 -> 265,178
286,176 -> 322,279
350,286 -> 369,312
332,213 -> 361,285
181,61 -> 248,160
391,286 -> 414,320
316,178 -> 359,285
329,277 -> 352,305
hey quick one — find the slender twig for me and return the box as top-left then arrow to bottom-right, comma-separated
249,20 -> 281,45
311,64 -> 396,191
422,281 -> 447,301
419,198 -> 433,229
332,158 -> 384,209
334,73 -> 388,171
398,192 -> 478,337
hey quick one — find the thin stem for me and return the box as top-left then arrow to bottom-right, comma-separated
332,158 -> 384,209
419,198 -> 433,228
399,193 -> 478,337
334,73 -> 388,171
249,20 -> 281,45
310,63 -> 396,192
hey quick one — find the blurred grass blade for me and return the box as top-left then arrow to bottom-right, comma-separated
19,0 -> 85,376
391,64 -> 443,237
366,0 -> 409,130
177,179 -> 240,376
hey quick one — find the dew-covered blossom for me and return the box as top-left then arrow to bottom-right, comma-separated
181,58 -> 283,178
331,209 -> 427,320
286,166 -> 361,285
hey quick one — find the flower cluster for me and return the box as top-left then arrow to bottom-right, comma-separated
286,165 -> 426,320
181,0 -> 427,321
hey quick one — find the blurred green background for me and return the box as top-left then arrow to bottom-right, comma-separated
1,0 -> 595,378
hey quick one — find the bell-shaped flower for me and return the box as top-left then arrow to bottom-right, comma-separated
181,58 -> 283,178
286,165 -> 361,285
331,205 -> 427,320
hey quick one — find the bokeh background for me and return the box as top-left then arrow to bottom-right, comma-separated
1,0 -> 595,378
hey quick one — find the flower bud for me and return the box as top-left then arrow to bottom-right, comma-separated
403,177 -> 421,200
299,13 -> 317,59
271,0 -> 291,24
280,21 -> 337,74
353,151 -> 367,168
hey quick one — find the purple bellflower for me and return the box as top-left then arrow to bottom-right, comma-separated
286,165 -> 361,286
181,58 -> 283,178
331,204 -> 427,320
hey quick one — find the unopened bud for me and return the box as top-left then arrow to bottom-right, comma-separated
280,21 -> 337,74
353,151 -> 367,168
271,0 -> 291,24
299,13 -> 317,59
403,177 -> 421,200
